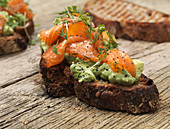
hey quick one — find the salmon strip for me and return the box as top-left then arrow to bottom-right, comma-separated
8,0 -> 34,19
66,40 -> 99,62
40,21 -> 89,46
102,49 -> 136,77
42,36 -> 86,67
67,21 -> 88,39
40,24 -> 64,45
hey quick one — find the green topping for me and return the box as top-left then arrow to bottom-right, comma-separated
0,11 -> 17,35
99,63 -> 136,85
0,0 -> 8,7
70,62 -> 96,83
38,34 -> 49,52
53,18 -> 62,25
104,32 -> 118,50
0,11 -> 28,35
65,53 -> 94,65
14,12 -> 28,26
52,45 -> 59,55
57,5 -> 81,18
133,59 -> 144,79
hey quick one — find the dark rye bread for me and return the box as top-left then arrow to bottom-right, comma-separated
0,20 -> 34,55
85,0 -> 170,43
74,75 -> 159,114
39,59 -> 75,97
39,58 -> 159,114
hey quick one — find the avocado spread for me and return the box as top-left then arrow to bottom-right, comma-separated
65,53 -> 144,85
38,34 -> 49,52
0,11 -> 28,35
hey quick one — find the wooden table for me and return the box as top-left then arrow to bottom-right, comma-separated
0,0 -> 169,128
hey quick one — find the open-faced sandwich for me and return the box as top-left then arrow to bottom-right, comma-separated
39,6 -> 159,114
0,0 -> 34,55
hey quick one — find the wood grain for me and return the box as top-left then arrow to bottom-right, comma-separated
0,0 -> 169,128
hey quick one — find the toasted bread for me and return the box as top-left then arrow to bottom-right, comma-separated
0,20 -> 34,55
39,58 -> 159,114
85,0 -> 170,42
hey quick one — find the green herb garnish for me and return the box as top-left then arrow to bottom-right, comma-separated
107,32 -> 118,48
23,12 -> 36,45
0,0 -> 8,7
57,5 -> 81,17
52,45 -> 59,54
52,40 -> 59,54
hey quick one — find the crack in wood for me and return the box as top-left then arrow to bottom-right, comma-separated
134,49 -> 165,59
157,76 -> 170,86
18,97 -> 75,128
0,71 -> 39,89
129,43 -> 156,57
148,65 -> 170,77
36,102 -> 89,128
0,101 -> 43,127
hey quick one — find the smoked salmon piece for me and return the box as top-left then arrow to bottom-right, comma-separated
66,40 -> 99,62
67,21 -> 88,39
42,36 -> 86,67
8,0 -> 34,19
40,24 -> 64,45
102,49 -> 136,77
40,21 -> 89,46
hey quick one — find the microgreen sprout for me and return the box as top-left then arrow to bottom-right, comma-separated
0,0 -> 8,7
56,21 -> 69,40
52,40 -> 59,54
23,12 -> 36,45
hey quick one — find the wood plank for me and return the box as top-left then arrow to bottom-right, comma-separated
0,72 -> 169,128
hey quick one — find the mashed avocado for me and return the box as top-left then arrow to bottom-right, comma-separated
65,53 -> 144,85
0,11 -> 27,35
38,34 -> 49,52
70,62 -> 96,83
65,53 -> 97,83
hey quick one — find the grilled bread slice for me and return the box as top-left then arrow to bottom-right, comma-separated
39,58 -> 159,114
85,0 -> 170,43
0,20 -> 34,55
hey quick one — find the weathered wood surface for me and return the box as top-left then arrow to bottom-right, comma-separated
0,0 -> 170,128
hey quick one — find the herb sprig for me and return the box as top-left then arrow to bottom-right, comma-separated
0,0 -> 8,7
23,12 -> 36,45
52,40 -> 59,54
57,6 -> 81,17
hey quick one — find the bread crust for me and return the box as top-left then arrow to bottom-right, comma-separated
85,0 -> 170,43
0,20 -> 34,55
39,58 -> 159,114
